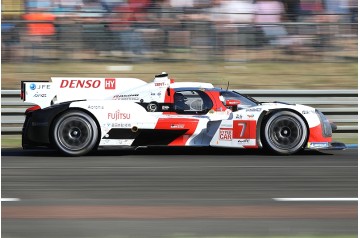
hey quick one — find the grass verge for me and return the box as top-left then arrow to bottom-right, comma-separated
2,61 -> 357,90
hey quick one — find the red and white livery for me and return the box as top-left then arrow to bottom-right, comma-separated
21,72 -> 344,156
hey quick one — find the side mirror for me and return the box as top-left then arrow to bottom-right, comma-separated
225,99 -> 241,107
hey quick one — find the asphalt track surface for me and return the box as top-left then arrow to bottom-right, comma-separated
2,147 -> 358,238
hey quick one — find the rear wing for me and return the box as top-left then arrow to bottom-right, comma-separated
20,73 -> 214,109
20,80 -> 48,101
21,77 -> 147,108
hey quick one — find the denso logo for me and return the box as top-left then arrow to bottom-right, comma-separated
108,110 -> 131,120
60,79 -> 101,88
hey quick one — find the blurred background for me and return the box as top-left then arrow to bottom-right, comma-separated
1,2 -> 358,238
1,0 -> 358,89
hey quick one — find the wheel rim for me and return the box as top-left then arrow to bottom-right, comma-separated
57,116 -> 92,151
267,115 -> 303,150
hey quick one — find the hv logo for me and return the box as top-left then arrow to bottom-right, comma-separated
105,78 -> 116,89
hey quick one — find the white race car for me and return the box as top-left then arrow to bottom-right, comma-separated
21,72 -> 344,156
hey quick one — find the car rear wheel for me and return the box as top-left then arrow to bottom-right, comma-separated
262,111 -> 308,155
52,110 -> 98,156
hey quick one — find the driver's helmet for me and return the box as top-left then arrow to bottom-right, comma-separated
219,95 -> 226,105
174,93 -> 186,102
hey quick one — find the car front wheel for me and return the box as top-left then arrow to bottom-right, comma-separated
262,111 -> 308,155
52,110 -> 98,156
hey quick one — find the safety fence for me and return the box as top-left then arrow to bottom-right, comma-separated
1,89 -> 357,135
2,18 -> 358,63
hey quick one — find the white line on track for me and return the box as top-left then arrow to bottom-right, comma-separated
1,198 -> 20,202
273,198 -> 358,202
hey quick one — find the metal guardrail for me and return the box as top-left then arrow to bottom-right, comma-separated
1,89 -> 358,134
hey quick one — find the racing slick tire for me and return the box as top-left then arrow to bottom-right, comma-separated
52,110 -> 99,156
262,111 -> 308,155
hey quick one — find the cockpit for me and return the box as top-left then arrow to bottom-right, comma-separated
173,90 -> 213,114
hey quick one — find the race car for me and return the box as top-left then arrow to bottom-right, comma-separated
21,72 -> 345,156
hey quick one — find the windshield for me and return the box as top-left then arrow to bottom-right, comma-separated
174,90 -> 213,114
220,91 -> 258,109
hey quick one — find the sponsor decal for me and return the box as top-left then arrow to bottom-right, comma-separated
111,123 -> 131,128
30,84 -> 51,90
157,92 -> 162,96
237,139 -> 250,144
247,114 -> 254,118
302,110 -> 315,114
88,105 -> 104,110
219,129 -> 232,141
170,124 -> 185,129
162,105 -> 170,110
113,94 -> 139,100
308,142 -> 329,148
60,79 -> 101,88
33,94 -> 47,97
155,82 -> 166,87
246,108 -> 261,112
147,103 -> 158,112
105,78 -> 116,89
236,114 -> 242,119
108,110 -> 131,120
100,139 -> 134,146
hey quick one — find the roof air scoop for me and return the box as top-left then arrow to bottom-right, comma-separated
153,72 -> 171,87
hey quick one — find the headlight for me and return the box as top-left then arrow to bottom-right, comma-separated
316,109 -> 332,137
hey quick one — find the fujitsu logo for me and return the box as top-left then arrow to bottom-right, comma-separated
108,110 -> 131,120
60,79 -> 101,88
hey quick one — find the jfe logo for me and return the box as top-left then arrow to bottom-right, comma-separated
105,78 -> 116,90
30,84 -> 50,90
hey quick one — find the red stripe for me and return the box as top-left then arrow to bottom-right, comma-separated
232,120 -> 256,139
206,91 -> 228,111
155,118 -> 199,146
163,88 -> 175,115
308,124 -> 332,142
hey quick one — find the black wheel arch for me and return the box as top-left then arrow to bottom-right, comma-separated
49,107 -> 101,149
